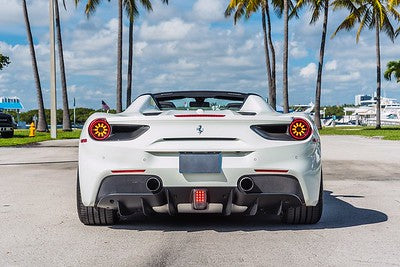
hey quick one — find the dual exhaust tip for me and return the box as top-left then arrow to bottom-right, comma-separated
238,176 -> 254,192
147,176 -> 254,193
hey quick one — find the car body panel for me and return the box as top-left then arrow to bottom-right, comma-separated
78,92 -> 322,214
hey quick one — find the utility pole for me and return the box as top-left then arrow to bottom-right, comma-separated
49,0 -> 57,138
73,97 -> 76,127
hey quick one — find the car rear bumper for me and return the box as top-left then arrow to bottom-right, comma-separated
95,174 -> 306,215
0,127 -> 13,132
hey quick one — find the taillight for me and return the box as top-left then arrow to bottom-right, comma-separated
88,118 -> 111,141
289,118 -> 312,140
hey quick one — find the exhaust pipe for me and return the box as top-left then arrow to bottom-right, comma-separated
239,177 -> 254,192
146,177 -> 162,193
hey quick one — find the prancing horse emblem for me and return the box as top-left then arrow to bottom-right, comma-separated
196,125 -> 204,135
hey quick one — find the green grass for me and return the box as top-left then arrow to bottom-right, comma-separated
0,129 -> 81,147
319,126 -> 400,140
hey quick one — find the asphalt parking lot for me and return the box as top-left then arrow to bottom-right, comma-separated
1,136 -> 399,266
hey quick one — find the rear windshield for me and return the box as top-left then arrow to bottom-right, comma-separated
153,92 -> 247,111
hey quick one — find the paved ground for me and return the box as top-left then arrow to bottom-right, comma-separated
0,136 -> 399,266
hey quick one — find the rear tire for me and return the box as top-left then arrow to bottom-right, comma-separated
1,130 -> 14,138
281,175 -> 323,224
77,175 -> 119,225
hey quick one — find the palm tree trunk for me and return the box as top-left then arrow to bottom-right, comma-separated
261,4 -> 273,106
126,18 -> 134,109
22,0 -> 48,132
283,0 -> 289,113
314,0 -> 329,129
265,0 -> 276,110
55,0 -> 71,131
116,0 -> 123,113
375,16 -> 381,129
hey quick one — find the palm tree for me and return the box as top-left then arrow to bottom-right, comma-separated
384,60 -> 400,82
272,0 -> 297,112
55,0 -> 72,131
331,0 -> 400,129
124,0 -> 168,109
282,0 -> 289,113
293,0 -> 329,129
117,0 -> 123,113
225,0 -> 277,110
76,0 -> 168,112
265,0 -> 277,110
22,0 -> 48,132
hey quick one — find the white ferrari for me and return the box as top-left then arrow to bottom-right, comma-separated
77,91 -> 322,225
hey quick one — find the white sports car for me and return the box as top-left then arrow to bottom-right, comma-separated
77,91 -> 322,225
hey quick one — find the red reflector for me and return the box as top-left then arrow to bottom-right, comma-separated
254,169 -> 289,173
111,169 -> 146,174
174,114 -> 225,118
192,189 -> 207,210
80,139 -> 87,143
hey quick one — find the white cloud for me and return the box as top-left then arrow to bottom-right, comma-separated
290,41 -> 308,59
192,0 -> 225,22
167,59 -> 199,70
300,63 -> 317,78
325,60 -> 337,71
139,18 -> 194,41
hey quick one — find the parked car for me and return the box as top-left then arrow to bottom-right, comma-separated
0,110 -> 15,138
77,91 -> 323,225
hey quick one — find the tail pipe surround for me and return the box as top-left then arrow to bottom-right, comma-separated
146,177 -> 162,193
238,176 -> 254,192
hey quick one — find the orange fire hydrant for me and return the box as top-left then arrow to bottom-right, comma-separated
29,122 -> 36,137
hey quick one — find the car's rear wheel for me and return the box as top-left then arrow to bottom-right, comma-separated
77,175 -> 119,225
1,130 -> 14,138
281,175 -> 323,224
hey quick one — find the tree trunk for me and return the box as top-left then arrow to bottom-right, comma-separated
261,4 -> 273,107
126,18 -> 134,109
314,0 -> 329,129
282,0 -> 289,113
116,0 -> 123,113
55,0 -> 71,131
375,16 -> 381,129
265,1 -> 276,110
22,0 -> 48,132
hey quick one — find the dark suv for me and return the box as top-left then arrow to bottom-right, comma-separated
0,111 -> 14,138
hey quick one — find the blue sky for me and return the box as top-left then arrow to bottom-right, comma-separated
0,0 -> 399,110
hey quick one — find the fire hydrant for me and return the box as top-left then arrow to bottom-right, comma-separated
29,122 -> 36,137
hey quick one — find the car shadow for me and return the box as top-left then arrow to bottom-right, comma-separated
110,190 -> 388,232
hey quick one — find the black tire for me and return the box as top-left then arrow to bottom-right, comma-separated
281,176 -> 323,224
77,175 -> 119,225
1,130 -> 14,138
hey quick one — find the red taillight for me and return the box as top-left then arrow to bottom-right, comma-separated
192,189 -> 207,210
88,118 -> 111,141
289,118 -> 312,140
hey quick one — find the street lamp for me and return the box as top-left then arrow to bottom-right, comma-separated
49,0 -> 57,139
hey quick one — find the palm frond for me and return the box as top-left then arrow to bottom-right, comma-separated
356,12 -> 369,42
139,0 -> 153,11
225,0 -> 240,17
85,0 -> 103,17
331,0 -> 359,13
234,2 -> 247,23
331,11 -> 359,38
381,12 -> 396,41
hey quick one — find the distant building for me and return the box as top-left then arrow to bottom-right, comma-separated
355,94 -> 373,106
0,97 -> 24,112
